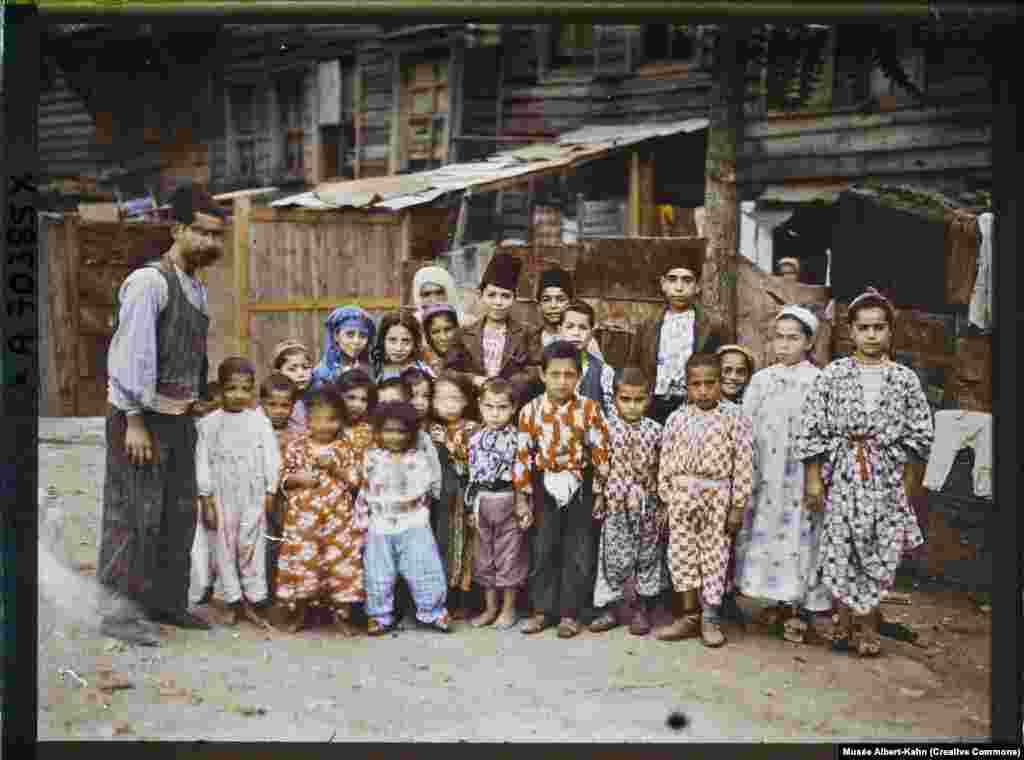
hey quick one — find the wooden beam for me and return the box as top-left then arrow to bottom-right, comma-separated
233,196 -> 252,356
250,207 -> 403,224
246,296 -> 402,313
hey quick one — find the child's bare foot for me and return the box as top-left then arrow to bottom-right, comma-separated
471,607 -> 499,627
225,602 -> 243,626
493,608 -> 518,630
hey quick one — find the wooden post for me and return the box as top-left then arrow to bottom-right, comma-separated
389,51 -> 402,175
639,149 -> 655,237
628,150 -> 640,237
67,215 -> 82,415
399,210 -> 413,307
701,25 -> 746,344
47,216 -> 79,416
234,196 -> 252,357
354,55 -> 363,179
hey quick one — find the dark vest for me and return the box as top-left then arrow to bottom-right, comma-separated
578,352 -> 608,415
149,262 -> 209,403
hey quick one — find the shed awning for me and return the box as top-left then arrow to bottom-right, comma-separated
757,182 -> 850,204
272,119 -> 709,212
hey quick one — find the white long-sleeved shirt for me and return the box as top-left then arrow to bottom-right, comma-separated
107,265 -> 209,415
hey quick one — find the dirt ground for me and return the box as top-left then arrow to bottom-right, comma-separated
36,418 -> 993,742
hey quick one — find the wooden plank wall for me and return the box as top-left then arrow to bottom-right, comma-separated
38,68 -> 101,186
244,209 -> 404,373
40,215 -> 237,416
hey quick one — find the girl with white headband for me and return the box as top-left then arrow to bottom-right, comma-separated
733,305 -> 832,644
793,288 -> 933,657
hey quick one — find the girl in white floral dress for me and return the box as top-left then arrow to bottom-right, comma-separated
733,306 -> 831,644
795,288 -> 933,657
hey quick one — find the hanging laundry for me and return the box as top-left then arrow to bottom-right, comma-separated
922,410 -> 993,498
968,212 -> 994,330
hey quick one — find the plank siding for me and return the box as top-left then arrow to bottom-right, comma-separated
38,69 -> 101,184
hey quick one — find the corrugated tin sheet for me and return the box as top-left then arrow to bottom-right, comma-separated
273,119 -> 708,211
758,182 -> 849,204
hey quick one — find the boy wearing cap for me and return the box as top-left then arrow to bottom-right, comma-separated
732,306 -> 832,643
627,246 -> 725,425
449,252 -> 536,403
98,182 -> 226,644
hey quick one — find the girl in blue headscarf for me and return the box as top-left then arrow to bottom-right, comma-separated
311,305 -> 377,389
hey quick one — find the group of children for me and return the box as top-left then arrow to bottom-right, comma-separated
187,247 -> 933,657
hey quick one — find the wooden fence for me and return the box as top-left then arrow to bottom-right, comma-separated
41,201 -> 449,416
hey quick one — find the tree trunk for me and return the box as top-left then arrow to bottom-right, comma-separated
701,24 -> 746,344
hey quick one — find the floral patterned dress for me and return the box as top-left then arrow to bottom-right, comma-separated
275,436 -> 365,607
794,357 -> 934,615
438,419 -> 480,590
733,362 -> 832,612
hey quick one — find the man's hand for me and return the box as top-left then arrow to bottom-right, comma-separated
124,414 -> 155,465
264,493 -> 276,517
592,494 -> 606,522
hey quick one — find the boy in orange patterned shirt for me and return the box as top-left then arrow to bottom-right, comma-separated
514,340 -> 611,639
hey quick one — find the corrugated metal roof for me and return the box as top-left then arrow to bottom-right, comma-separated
273,119 -> 709,212
757,182 -> 850,204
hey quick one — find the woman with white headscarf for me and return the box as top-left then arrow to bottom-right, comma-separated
412,265 -> 465,370
412,265 -> 463,323
732,305 -> 832,645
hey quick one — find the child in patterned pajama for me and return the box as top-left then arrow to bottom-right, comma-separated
588,368 -> 668,636
276,386 -> 364,635
654,353 -> 754,647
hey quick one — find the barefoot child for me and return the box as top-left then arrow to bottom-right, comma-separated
733,307 -> 832,643
560,300 -> 615,416
260,372 -> 298,600
271,340 -> 314,433
311,305 -> 376,388
514,341 -> 611,639
188,381 -> 221,611
428,372 -> 480,619
653,353 -> 754,647
356,401 -> 450,634
466,379 -> 527,629
373,312 -> 434,382
337,369 -> 377,463
795,288 -> 933,657
196,358 -> 281,625
589,368 -> 669,636
276,386 -> 364,635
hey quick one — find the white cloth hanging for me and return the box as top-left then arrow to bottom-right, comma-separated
922,410 -> 993,498
968,212 -> 994,330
